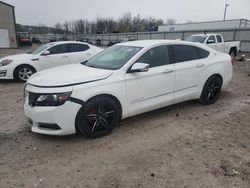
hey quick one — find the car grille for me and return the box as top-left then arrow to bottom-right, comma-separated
28,92 -> 39,107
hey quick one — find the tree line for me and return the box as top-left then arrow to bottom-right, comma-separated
17,12 -> 177,34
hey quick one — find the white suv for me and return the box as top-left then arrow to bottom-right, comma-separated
24,40 -> 233,138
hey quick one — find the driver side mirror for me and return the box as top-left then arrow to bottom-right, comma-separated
129,62 -> 149,73
43,50 -> 50,56
207,40 -> 215,44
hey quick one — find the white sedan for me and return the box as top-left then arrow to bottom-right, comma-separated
24,40 -> 233,138
0,41 -> 103,81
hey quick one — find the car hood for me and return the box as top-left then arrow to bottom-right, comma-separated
27,64 -> 113,87
0,53 -> 36,61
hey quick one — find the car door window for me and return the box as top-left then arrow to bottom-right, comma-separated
136,46 -> 169,68
48,44 -> 68,55
171,45 -> 199,63
216,35 -> 222,43
207,35 -> 216,44
69,44 -> 90,52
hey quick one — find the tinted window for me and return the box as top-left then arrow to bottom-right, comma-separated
69,44 -> 90,52
171,45 -> 199,63
136,46 -> 169,68
207,35 -> 216,43
216,35 -> 222,43
49,44 -> 68,54
196,47 -> 210,58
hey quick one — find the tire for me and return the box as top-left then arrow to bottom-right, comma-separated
200,75 -> 223,105
229,48 -> 237,59
14,65 -> 36,82
75,96 -> 121,138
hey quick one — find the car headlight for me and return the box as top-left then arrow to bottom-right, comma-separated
28,92 -> 72,107
0,59 -> 13,67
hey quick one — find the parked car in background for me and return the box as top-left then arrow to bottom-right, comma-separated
44,34 -> 57,43
76,38 -> 93,44
122,36 -> 136,42
49,36 -> 57,42
108,40 -> 121,46
95,39 -> 101,46
24,40 -> 233,138
0,41 -> 103,81
17,32 -> 32,46
185,33 -> 240,58
58,36 -> 69,41
32,37 -> 42,44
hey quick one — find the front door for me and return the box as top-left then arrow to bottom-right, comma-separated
38,44 -> 70,70
125,45 -> 175,116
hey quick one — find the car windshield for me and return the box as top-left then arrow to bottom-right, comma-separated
28,44 -> 52,54
85,45 -> 142,70
185,36 -> 207,43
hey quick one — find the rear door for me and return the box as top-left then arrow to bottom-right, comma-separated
215,35 -> 225,53
68,43 -> 93,64
170,45 -> 209,101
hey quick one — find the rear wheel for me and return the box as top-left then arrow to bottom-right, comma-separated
14,65 -> 36,82
75,96 -> 121,138
200,76 -> 222,105
229,48 -> 237,59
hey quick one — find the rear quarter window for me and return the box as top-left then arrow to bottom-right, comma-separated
196,47 -> 210,59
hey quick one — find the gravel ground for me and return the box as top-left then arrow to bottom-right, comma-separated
0,48 -> 250,188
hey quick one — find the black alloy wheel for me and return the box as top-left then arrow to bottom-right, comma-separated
200,76 -> 222,105
76,96 -> 121,138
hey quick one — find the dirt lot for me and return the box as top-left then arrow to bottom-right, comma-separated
0,48 -> 250,188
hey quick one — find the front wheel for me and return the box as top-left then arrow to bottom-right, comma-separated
75,96 -> 121,138
200,76 -> 223,105
14,65 -> 36,82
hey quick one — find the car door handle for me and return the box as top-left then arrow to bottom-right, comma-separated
196,63 -> 205,68
163,69 -> 174,73
62,55 -> 68,58
86,53 -> 92,56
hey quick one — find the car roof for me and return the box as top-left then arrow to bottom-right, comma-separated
48,41 -> 91,45
116,40 -> 207,48
191,33 -> 221,37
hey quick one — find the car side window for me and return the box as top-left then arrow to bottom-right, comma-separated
48,44 -> 68,55
136,46 -> 169,68
207,35 -> 216,44
196,47 -> 210,59
216,35 -> 222,43
69,44 -> 90,52
171,45 -> 199,63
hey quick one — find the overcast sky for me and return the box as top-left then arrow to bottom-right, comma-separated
2,0 -> 250,26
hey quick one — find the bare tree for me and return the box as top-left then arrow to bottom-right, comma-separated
166,18 -> 177,25
54,22 -> 63,33
64,21 -> 70,34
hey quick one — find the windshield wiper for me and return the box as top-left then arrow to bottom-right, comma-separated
85,64 -> 98,68
81,60 -> 88,65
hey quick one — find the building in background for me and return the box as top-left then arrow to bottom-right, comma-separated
0,1 -> 17,48
158,19 -> 250,32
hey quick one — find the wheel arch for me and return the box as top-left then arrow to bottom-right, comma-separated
86,94 -> 123,118
13,64 -> 37,75
199,73 -> 223,97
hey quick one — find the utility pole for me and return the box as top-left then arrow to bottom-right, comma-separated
223,4 -> 230,20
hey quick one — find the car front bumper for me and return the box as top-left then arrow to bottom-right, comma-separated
24,99 -> 81,136
0,66 -> 14,79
